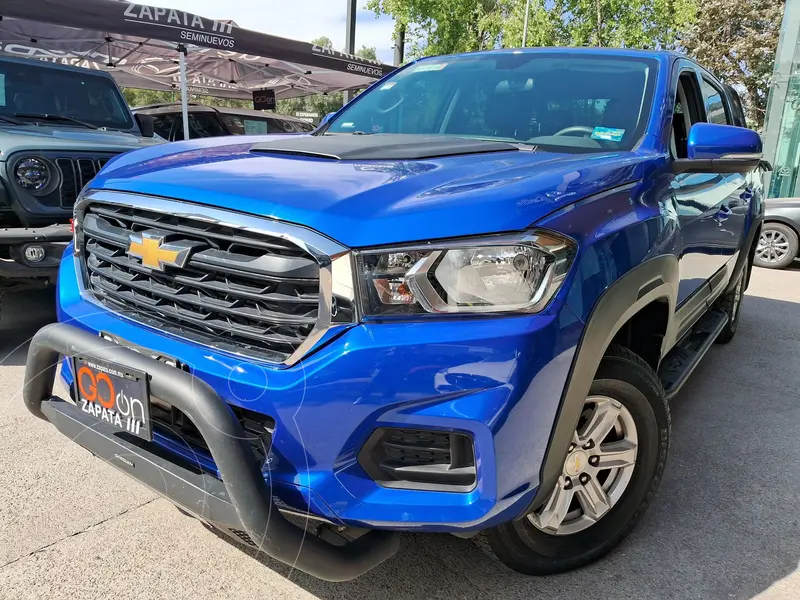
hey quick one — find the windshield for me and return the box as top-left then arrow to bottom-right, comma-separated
0,61 -> 134,130
326,53 -> 658,152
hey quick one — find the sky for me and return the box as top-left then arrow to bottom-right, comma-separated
143,0 -> 397,63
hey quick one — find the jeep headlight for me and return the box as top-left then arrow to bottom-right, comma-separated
356,230 -> 576,316
14,157 -> 51,192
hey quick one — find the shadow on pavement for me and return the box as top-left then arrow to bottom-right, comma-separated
0,288 -> 57,367
2,281 -> 798,599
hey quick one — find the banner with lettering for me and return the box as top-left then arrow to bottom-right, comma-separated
0,0 -> 395,99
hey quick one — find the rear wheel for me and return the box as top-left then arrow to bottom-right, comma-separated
487,345 -> 670,575
754,223 -> 798,269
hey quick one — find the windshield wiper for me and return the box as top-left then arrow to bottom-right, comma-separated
14,113 -> 98,130
0,115 -> 24,125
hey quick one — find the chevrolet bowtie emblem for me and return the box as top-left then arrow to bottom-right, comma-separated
127,231 -> 194,271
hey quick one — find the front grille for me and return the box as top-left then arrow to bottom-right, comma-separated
359,428 -> 477,490
80,202 -> 321,362
56,157 -> 112,208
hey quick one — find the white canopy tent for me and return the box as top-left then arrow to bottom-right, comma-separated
0,0 -> 395,138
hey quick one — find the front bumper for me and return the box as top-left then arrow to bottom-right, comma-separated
24,322 -> 399,582
0,224 -> 70,281
55,250 -> 582,531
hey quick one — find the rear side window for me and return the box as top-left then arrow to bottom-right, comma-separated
218,113 -> 270,135
151,114 -> 175,139
294,120 -> 314,132
700,77 -> 730,125
187,113 -> 227,138
266,117 -> 293,133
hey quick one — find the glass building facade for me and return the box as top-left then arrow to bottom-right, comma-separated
764,0 -> 800,198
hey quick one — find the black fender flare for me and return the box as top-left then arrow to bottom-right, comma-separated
520,254 -> 679,516
727,205 -> 764,294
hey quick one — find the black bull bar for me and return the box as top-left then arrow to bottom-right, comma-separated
23,323 -> 399,581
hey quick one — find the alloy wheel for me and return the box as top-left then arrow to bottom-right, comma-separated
756,230 -> 791,264
528,396 -> 638,536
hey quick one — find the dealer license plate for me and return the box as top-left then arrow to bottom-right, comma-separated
72,355 -> 152,441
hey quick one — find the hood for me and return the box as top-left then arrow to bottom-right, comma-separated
0,124 -> 162,157
92,135 -> 648,248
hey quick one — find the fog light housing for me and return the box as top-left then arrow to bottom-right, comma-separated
24,245 -> 46,263
358,428 -> 476,491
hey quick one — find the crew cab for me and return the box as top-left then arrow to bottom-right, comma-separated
23,49 -> 765,581
0,56 -> 159,316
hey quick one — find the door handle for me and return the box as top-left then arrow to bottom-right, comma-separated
715,204 -> 732,223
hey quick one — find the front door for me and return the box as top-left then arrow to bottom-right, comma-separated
697,72 -> 749,272
669,65 -> 740,305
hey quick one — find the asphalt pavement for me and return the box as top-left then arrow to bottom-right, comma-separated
0,268 -> 798,600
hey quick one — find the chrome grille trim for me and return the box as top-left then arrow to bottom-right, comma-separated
74,190 -> 357,367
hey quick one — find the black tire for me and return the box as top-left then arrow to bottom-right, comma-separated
486,345 -> 670,576
714,266 -> 746,344
753,222 -> 798,270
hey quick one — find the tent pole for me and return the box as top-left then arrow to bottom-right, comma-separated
178,44 -> 190,141
343,0 -> 357,105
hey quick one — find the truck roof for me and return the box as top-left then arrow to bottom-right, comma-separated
0,54 -> 118,79
419,47 -> 685,62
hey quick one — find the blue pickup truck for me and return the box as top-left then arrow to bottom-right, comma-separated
24,48 -> 766,580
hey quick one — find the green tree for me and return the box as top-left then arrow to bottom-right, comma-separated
313,35 -> 334,50
555,0 -> 696,49
681,0 -> 784,129
366,0 -> 514,57
356,45 -> 378,61
367,0 -> 696,55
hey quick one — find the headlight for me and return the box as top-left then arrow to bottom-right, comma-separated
14,157 -> 51,191
356,230 -> 576,316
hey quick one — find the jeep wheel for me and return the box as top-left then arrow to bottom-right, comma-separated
487,345 -> 670,576
714,267 -> 745,345
754,223 -> 798,270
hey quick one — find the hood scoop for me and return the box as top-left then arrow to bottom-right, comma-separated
249,134 -> 518,161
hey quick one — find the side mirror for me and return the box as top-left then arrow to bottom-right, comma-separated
319,112 -> 336,127
134,113 -> 155,138
674,123 -> 762,174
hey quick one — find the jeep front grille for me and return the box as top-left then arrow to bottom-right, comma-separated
57,158 -> 111,208
79,200 -> 325,362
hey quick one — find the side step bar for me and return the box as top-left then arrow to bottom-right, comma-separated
658,309 -> 729,400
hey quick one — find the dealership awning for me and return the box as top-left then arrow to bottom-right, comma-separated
0,0 -> 395,101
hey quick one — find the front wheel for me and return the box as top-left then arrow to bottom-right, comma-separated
487,345 -> 670,576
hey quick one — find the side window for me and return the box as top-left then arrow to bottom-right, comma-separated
671,71 -> 704,159
151,114 -> 175,140
187,113 -> 227,138
266,117 -> 293,134
700,77 -> 731,125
